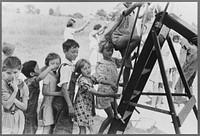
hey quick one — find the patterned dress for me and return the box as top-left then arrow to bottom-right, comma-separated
74,76 -> 96,126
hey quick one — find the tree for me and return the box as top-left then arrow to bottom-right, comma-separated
49,8 -> 54,15
25,4 -> 36,14
72,12 -> 83,19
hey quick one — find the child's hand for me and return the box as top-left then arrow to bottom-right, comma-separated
68,106 -> 75,117
2,93 -> 11,101
49,64 -> 57,70
113,93 -> 121,99
136,2 -> 145,7
9,76 -> 18,92
110,83 -> 118,93
58,91 -> 63,96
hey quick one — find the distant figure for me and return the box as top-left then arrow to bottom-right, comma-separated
64,18 -> 90,41
89,24 -> 107,74
2,42 -> 15,62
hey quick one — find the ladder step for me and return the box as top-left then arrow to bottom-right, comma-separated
130,90 -> 141,100
177,96 -> 196,126
141,68 -> 151,75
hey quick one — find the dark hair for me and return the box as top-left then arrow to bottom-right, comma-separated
98,38 -> 114,53
21,60 -> 37,78
93,24 -> 102,30
2,56 -> 21,71
45,52 -> 61,66
75,59 -> 91,74
67,19 -> 76,27
62,39 -> 80,52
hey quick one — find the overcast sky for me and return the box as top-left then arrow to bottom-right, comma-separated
2,2 -> 198,25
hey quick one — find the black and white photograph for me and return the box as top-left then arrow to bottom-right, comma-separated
1,1 -> 198,134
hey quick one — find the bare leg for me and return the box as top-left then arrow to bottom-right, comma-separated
98,106 -> 114,134
88,125 -> 95,134
79,126 -> 86,134
42,125 -> 51,134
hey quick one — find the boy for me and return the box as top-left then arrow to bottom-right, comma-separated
53,39 -> 79,134
21,60 -> 56,134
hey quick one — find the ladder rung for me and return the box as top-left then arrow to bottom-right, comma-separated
177,96 -> 196,126
126,101 -> 171,115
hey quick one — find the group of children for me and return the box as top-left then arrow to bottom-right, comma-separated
1,38 -> 122,134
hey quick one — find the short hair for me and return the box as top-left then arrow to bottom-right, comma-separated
62,39 -> 80,52
75,58 -> 91,74
45,52 -> 61,66
98,38 -> 114,53
67,18 -> 76,27
2,42 -> 15,56
2,56 -> 21,71
21,60 -> 37,78
93,24 -> 102,30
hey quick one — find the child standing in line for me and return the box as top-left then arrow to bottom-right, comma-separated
96,39 -> 122,134
21,60 -> 57,134
2,56 -> 29,134
74,59 -> 121,134
39,53 -> 63,134
52,39 -> 79,134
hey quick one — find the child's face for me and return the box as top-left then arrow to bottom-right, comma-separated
49,58 -> 61,71
81,63 -> 91,78
65,47 -> 79,62
102,44 -> 113,60
3,68 -> 20,82
33,64 -> 41,76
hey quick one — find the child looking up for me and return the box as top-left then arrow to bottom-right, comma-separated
21,60 -> 57,134
2,56 -> 29,134
74,58 -> 120,134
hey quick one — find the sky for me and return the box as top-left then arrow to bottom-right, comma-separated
2,2 -> 198,25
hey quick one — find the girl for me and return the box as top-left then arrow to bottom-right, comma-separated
39,53 -> 62,134
74,59 -> 120,134
2,56 -> 29,134
96,38 -> 122,134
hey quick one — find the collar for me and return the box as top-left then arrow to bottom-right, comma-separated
65,59 -> 74,66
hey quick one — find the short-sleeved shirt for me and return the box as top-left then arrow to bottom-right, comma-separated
2,79 -> 29,112
57,59 -> 74,89
64,27 -> 75,41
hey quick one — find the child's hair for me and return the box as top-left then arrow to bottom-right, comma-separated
2,42 -> 15,56
93,24 -> 102,30
2,56 -> 21,71
67,18 -> 76,27
62,39 -> 80,52
98,38 -> 114,53
45,52 -> 61,66
21,60 -> 37,78
75,59 -> 91,74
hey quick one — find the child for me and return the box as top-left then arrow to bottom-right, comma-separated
2,42 -> 15,62
74,59 -> 121,134
89,24 -> 107,74
64,18 -> 90,41
39,53 -> 63,134
96,38 -> 123,134
21,60 -> 57,134
2,56 -> 29,134
52,39 -> 79,134
104,2 -> 144,89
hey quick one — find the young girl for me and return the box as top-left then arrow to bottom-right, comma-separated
2,56 -> 29,134
74,59 -> 120,134
96,38 -> 122,134
39,53 -> 63,134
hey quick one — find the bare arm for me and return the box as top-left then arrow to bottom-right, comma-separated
14,99 -> 27,111
91,26 -> 107,36
90,88 -> 120,98
35,65 -> 56,83
74,20 -> 90,33
42,84 -> 62,96
123,2 -> 144,16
